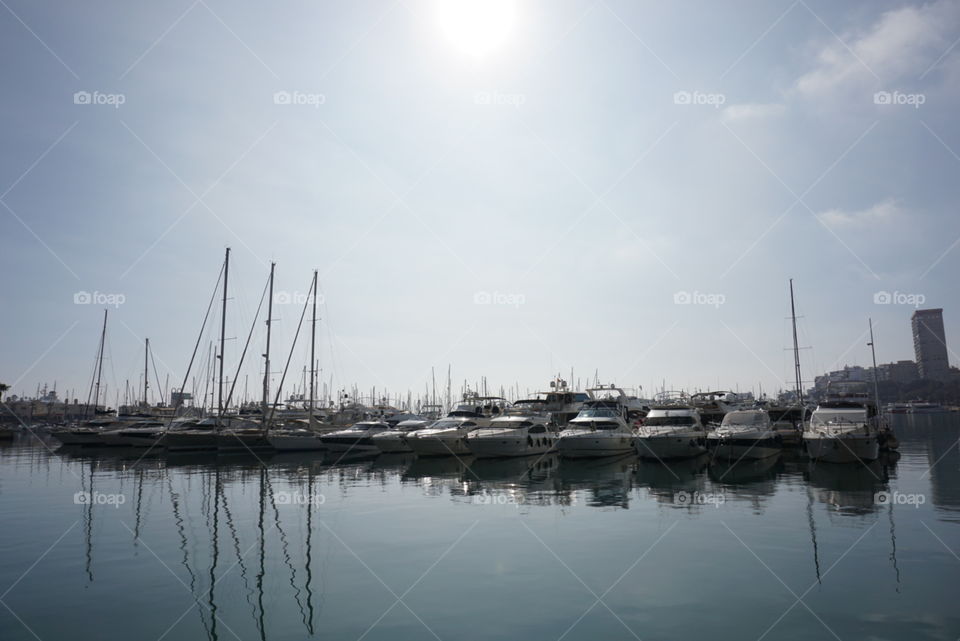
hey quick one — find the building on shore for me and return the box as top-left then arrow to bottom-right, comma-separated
913,308 -> 950,382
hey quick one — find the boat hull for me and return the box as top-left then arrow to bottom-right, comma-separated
319,435 -> 379,453
268,434 -> 325,451
467,433 -> 556,458
164,431 -> 218,451
217,432 -> 272,452
708,437 -> 781,460
804,433 -> 879,463
556,433 -> 634,459
407,435 -> 471,456
635,435 -> 707,460
372,433 -> 413,453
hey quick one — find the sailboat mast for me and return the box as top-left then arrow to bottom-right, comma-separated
263,261 -> 275,415
309,270 -> 318,418
789,279 -> 803,407
218,248 -> 230,417
868,318 -> 882,413
93,309 -> 108,414
143,338 -> 150,407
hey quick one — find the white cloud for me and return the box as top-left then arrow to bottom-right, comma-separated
722,102 -> 786,121
795,0 -> 960,99
818,198 -> 903,227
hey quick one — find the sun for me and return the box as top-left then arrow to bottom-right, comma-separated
436,0 -> 517,58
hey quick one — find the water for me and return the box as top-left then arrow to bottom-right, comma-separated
1,414 -> 959,641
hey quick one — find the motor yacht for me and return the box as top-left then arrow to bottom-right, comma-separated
708,409 -> 781,460
319,419 -> 391,454
634,406 -> 707,459
466,399 -> 556,458
556,385 -> 637,458
406,395 -> 510,456
372,417 -> 431,453
804,382 -> 880,463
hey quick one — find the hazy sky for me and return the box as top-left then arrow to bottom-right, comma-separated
2,0 -> 959,405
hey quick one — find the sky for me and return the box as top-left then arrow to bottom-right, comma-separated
1,0 -> 959,406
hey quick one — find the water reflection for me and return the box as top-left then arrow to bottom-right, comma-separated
1,417 -> 958,641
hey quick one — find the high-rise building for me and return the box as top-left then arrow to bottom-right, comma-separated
912,309 -> 950,381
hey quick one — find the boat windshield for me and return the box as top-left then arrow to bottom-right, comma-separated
430,419 -> 468,429
644,416 -> 695,426
721,411 -> 768,426
576,408 -> 619,419
811,410 -> 866,426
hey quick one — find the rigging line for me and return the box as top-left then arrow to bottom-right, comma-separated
150,343 -> 166,406
266,275 -> 312,430
166,260 -> 225,429
224,272 -> 270,409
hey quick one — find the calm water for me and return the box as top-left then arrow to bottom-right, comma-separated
1,415 -> 959,641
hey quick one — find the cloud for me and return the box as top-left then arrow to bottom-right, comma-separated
817,198 -> 903,227
722,102 -> 785,121
795,0 -> 960,99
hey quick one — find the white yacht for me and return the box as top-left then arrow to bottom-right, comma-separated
556,386 -> 637,458
466,399 -> 556,458
690,390 -> 754,428
538,377 -> 590,426
319,419 -> 391,454
634,406 -> 707,459
372,417 -> 431,453
708,409 -> 781,460
50,417 -> 123,446
804,383 -> 880,463
267,419 -> 326,451
406,396 -> 510,457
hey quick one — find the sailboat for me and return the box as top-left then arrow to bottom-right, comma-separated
269,270 -> 326,451
51,310 -> 119,445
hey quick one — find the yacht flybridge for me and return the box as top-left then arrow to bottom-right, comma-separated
556,385 -> 637,458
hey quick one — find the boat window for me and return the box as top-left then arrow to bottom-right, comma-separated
577,408 -> 618,419
811,410 -> 866,426
721,411 -> 768,426
529,424 -> 546,433
644,416 -> 695,426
